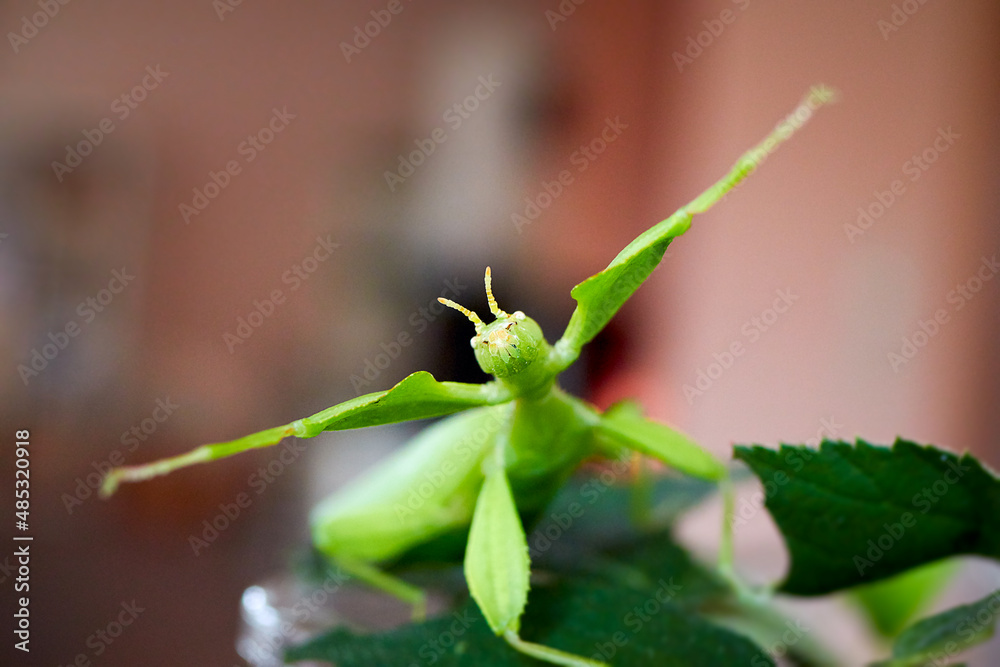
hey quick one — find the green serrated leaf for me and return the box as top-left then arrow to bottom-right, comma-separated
733,439 -> 1000,595
868,589 -> 1000,667
285,582 -> 775,667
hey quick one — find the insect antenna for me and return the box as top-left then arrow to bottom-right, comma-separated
484,266 -> 510,319
438,297 -> 485,333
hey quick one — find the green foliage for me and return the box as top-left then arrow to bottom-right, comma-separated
852,560 -> 958,638
286,445 -> 1000,666
286,583 -> 775,667
286,522 -> 769,667
733,439 -> 1000,595
869,589 -> 1000,666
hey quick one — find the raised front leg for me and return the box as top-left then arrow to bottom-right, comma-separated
550,85 -> 836,373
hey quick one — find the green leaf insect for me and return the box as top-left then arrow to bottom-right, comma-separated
103,86 -> 834,667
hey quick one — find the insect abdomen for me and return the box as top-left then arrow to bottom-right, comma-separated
310,404 -> 510,562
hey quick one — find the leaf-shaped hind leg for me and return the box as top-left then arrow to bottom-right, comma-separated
595,403 -> 763,603
464,453 -> 607,667
101,371 -> 511,497
594,402 -> 749,593
594,401 -> 726,482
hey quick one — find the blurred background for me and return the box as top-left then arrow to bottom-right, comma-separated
1,0 -> 999,665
